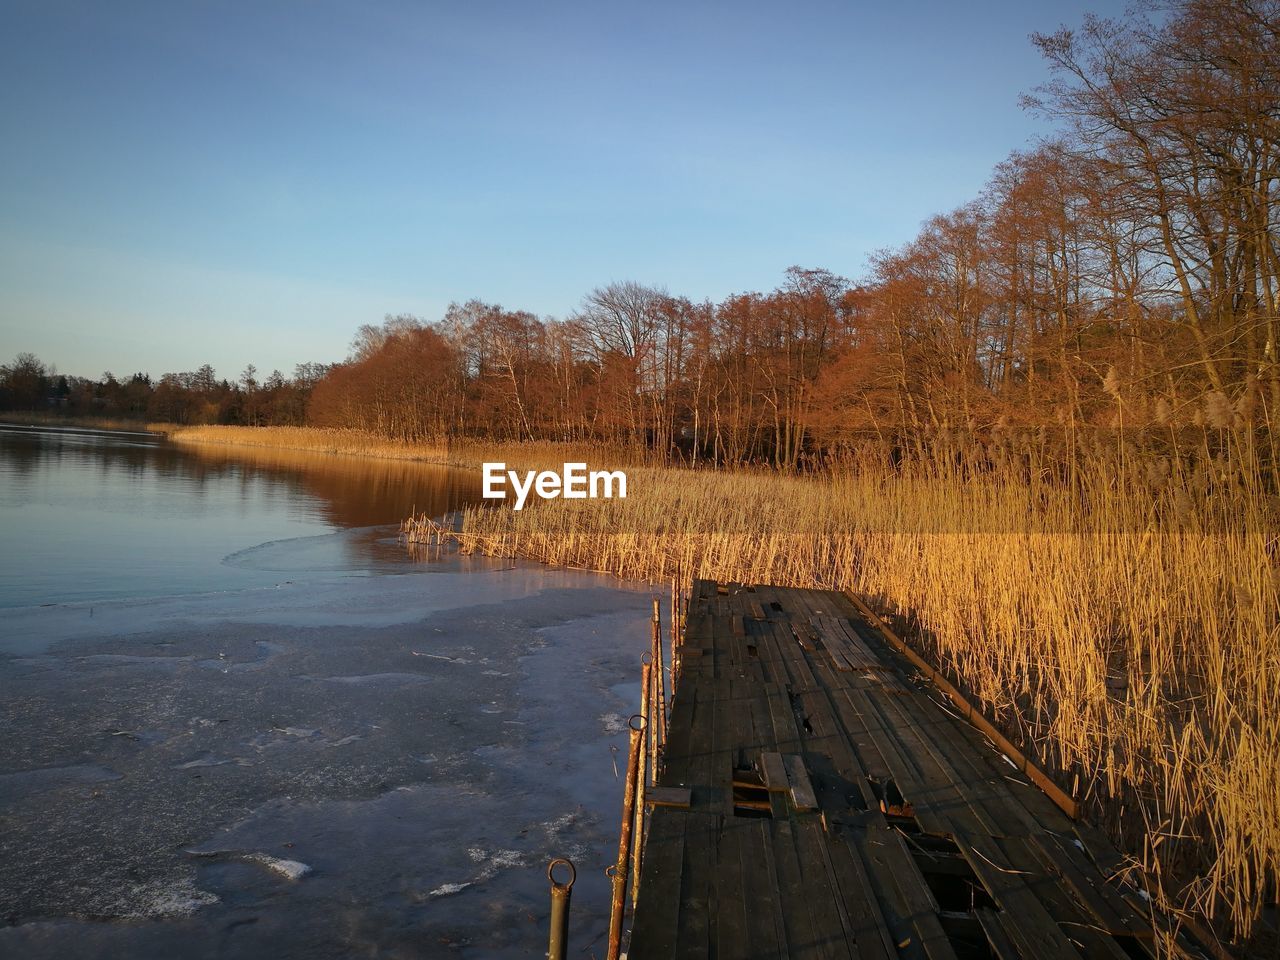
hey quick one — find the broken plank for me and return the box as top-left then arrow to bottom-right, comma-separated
783,753 -> 819,812
760,751 -> 789,793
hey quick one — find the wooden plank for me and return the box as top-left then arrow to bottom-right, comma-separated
674,811 -> 718,960
756,813 -> 793,956
975,907 -> 1024,960
784,753 -> 819,812
714,818 -> 753,959
841,589 -> 1080,820
763,680 -> 804,755
830,616 -> 887,670
837,686 -> 953,836
811,615 -> 858,672
813,615 -> 879,673
683,680 -> 719,803
761,751 -> 789,792
792,621 -> 818,652
736,817 -> 787,958
660,680 -> 699,785
711,677 -> 739,819
1030,832 -> 1153,940
993,834 -> 1139,958
820,824 -> 900,960
853,683 -> 1003,838
795,819 -> 858,953
769,818 -> 851,960
769,616 -> 824,692
956,835 -> 1084,960
647,786 -> 692,809
854,821 -> 956,960
749,599 -> 768,621
627,806 -> 687,958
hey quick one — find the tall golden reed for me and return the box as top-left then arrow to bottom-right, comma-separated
162,424 -> 647,470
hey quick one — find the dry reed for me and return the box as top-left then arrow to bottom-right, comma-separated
162,424 -> 646,470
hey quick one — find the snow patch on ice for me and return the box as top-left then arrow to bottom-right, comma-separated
185,848 -> 311,881
247,854 -> 311,881
118,878 -> 219,919
469,847 -> 524,871
426,881 -> 473,898
541,810 -> 592,862
599,713 -> 627,735
424,846 -> 524,901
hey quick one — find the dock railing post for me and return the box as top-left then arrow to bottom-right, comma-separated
546,858 -> 575,960
670,578 -> 679,689
631,660 -> 651,905
651,598 -> 667,752
606,715 -> 645,960
646,658 -> 658,785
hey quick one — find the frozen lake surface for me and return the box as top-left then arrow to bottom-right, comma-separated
0,428 -> 651,958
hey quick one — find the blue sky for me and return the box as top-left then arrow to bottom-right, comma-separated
0,0 -> 1124,381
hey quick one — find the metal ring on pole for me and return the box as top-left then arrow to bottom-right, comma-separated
548,858 -> 576,892
628,714 -> 646,732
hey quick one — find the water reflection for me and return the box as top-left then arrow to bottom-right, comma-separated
176,441 -> 482,529
0,426 -> 483,608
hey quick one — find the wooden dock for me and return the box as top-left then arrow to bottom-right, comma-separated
627,580 -> 1167,960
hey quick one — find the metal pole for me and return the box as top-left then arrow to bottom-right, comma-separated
646,654 -> 658,782
546,858 -> 575,960
670,578 -> 680,689
631,661 -> 651,906
652,598 -> 667,751
606,715 -> 645,960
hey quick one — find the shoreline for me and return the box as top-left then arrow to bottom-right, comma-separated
161,424 -> 649,473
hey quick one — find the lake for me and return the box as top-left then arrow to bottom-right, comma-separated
0,424 -> 485,608
0,425 -> 649,959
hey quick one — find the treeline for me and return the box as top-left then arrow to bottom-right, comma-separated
8,1 -> 1275,469
313,0 -> 1279,467
0,353 -> 331,427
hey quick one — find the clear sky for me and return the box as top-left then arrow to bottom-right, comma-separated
0,0 -> 1124,382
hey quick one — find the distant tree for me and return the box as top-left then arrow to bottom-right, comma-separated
349,315 -> 424,362
0,353 -> 48,410
193,364 -> 217,394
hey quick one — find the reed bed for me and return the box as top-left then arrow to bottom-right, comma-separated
162,424 -> 646,470
405,434 -> 1279,948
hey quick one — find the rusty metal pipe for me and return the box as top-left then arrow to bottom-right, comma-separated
646,656 -> 658,782
651,599 -> 667,751
631,662 -> 651,906
606,715 -> 645,960
546,858 -> 575,960
670,578 -> 680,689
